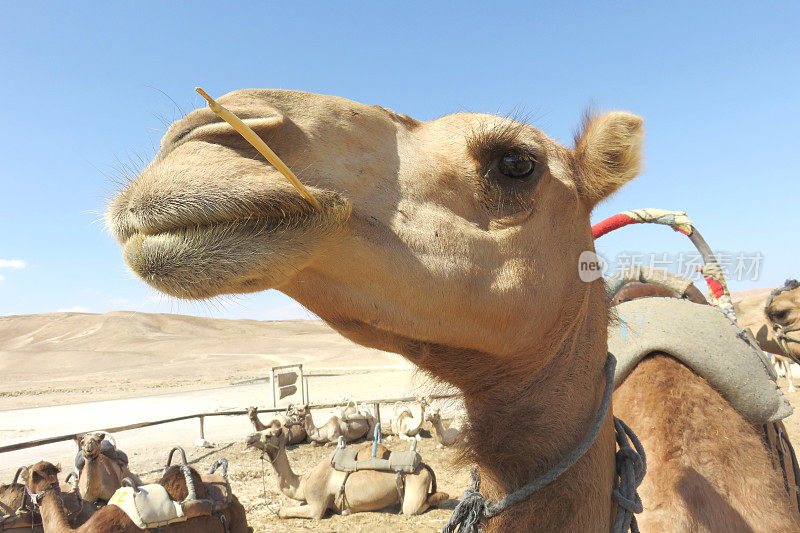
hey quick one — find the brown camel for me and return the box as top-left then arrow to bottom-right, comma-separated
295,404 -> 371,446
75,433 -> 140,504
109,89 -> 800,531
2,463 -> 96,531
246,405 -> 307,444
1,468 -> 29,520
22,460 -> 250,532
766,280 -> 800,359
246,426 -> 447,518
246,405 -> 282,432
736,280 -> 800,392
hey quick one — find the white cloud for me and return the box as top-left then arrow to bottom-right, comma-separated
57,306 -> 91,313
0,259 -> 26,269
0,274 -> 4,281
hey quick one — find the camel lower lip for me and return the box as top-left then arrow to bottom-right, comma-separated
122,218 -> 308,299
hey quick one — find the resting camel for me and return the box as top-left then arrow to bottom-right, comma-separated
246,405 -> 283,431
21,460 -> 250,532
246,426 -> 446,518
109,88 -> 800,531
1,468 -> 29,520
246,405 -> 307,444
1,464 -> 96,531
425,408 -> 465,448
74,432 -> 140,504
389,399 -> 426,441
295,404 -> 371,446
735,281 -> 800,392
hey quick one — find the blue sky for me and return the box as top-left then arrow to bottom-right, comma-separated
1,2 -> 798,320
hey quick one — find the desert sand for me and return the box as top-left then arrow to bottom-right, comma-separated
0,311 -> 410,409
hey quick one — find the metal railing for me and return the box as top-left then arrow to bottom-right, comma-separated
0,393 -> 459,454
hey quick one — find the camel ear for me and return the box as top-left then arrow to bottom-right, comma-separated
54,463 -> 61,473
572,111 -> 644,208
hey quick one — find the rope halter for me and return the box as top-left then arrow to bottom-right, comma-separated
442,353 -> 646,533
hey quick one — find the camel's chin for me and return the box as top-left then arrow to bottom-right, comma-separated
122,221 -> 319,300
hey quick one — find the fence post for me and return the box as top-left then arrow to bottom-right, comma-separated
194,416 -> 214,448
372,402 -> 381,433
270,368 -> 276,407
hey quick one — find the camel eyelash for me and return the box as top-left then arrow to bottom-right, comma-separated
466,124 -> 539,171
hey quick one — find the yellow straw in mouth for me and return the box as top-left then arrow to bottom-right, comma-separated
195,87 -> 322,210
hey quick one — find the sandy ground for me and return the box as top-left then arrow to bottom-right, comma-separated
2,309 -> 800,531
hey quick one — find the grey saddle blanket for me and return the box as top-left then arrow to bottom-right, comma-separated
610,297 -> 792,424
330,448 -> 421,474
74,440 -> 129,471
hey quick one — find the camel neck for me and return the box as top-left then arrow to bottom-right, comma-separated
457,283 -> 615,531
269,448 -> 303,500
38,491 -> 72,532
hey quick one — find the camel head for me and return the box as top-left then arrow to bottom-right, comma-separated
109,89 -> 643,379
245,426 -> 286,460
291,404 -> 310,420
766,280 -> 800,328
285,404 -> 304,424
425,407 -> 441,424
246,406 -> 258,420
76,432 -> 104,458
766,279 -> 800,358
21,461 -> 60,494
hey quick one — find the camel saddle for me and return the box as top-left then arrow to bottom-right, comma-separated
330,448 -> 421,474
610,297 -> 792,424
108,484 -> 186,529
107,473 -> 231,530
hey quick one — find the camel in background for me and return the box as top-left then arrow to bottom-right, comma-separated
246,406 -> 283,431
74,433 -> 139,504
294,403 -> 371,446
766,280 -> 800,357
425,408 -> 465,448
246,426 -> 446,518
736,281 -> 800,392
389,399 -> 426,441
246,406 -> 306,444
109,88 -> 800,531
22,460 -> 250,532
1,464 -> 96,530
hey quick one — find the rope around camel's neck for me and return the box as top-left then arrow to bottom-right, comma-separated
460,281 -> 617,530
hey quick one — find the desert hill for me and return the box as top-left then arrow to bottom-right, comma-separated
0,311 -> 406,409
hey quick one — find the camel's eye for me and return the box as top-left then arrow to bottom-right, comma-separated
773,310 -> 789,321
497,152 -> 536,179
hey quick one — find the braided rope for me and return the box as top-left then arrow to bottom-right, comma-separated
442,354 -> 646,533
611,417 -> 647,533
